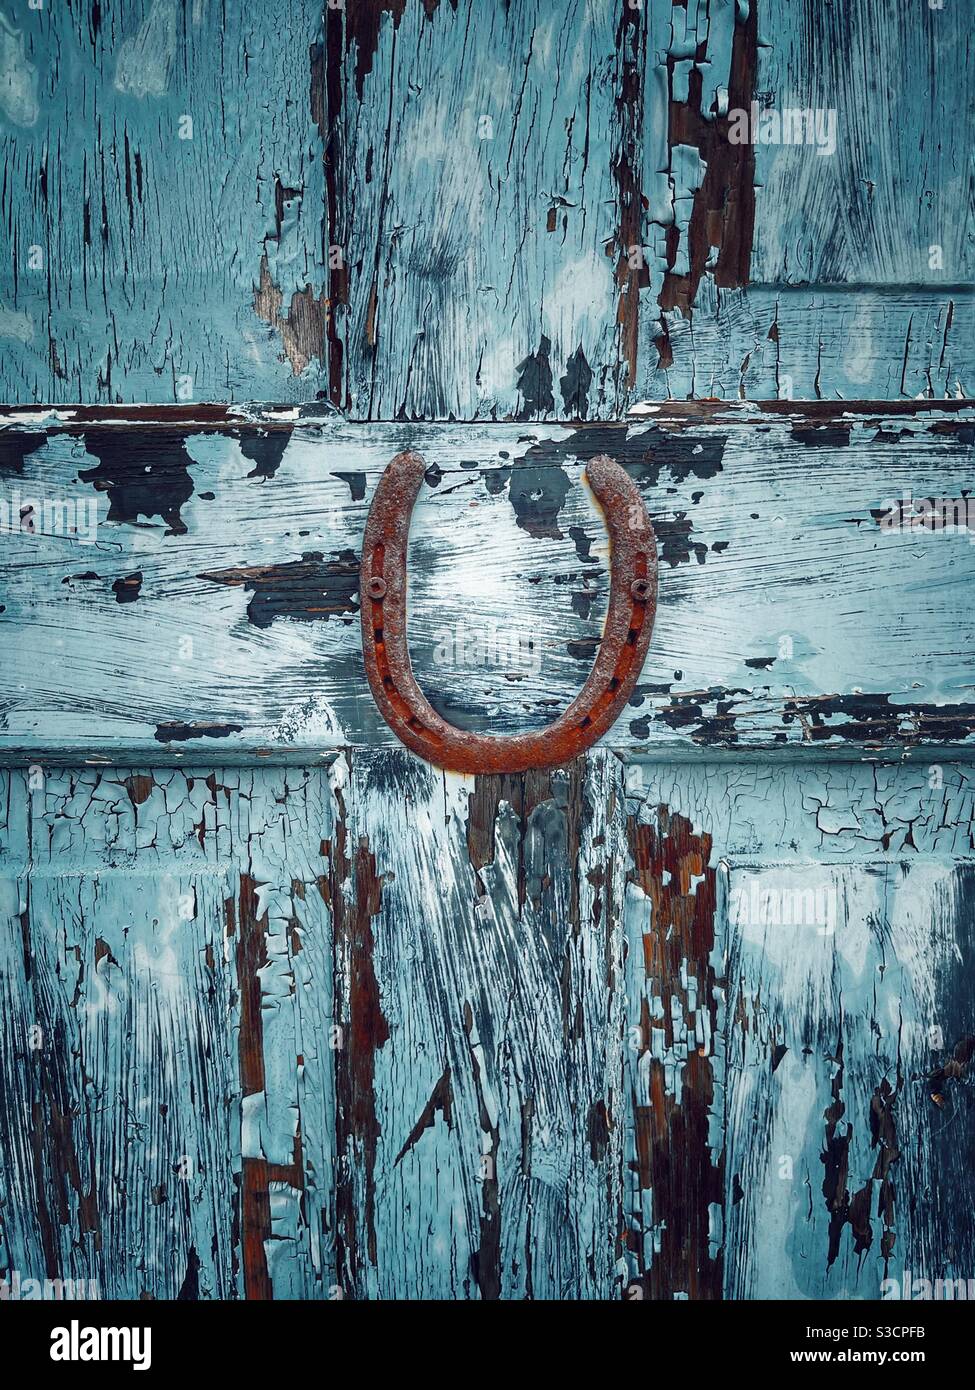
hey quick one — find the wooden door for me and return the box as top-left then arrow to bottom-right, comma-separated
1,0 -> 972,1304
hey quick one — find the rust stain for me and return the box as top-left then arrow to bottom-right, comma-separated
235,873 -> 306,1300
27,1016 -> 102,1280
235,878 -> 268,1106
656,2 -> 758,360
344,0 -> 408,102
612,1 -> 648,390
364,279 -> 378,348
125,774 -> 154,805
236,874 -> 272,1300
467,768 -> 568,915
333,824 -> 390,1295
821,1032 -> 887,1268
625,805 -> 723,1299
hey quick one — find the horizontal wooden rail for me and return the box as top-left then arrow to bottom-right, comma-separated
1,403 -> 973,763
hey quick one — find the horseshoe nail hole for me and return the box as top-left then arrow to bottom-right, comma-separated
609,676 -> 621,691
626,628 -> 639,646
579,715 -> 593,729
382,675 -> 394,689
374,627 -> 384,642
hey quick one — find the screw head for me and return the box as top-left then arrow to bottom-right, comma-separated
630,578 -> 652,603
367,577 -> 387,600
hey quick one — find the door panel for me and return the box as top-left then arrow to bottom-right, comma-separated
3,758 -> 972,1299
0,1 -> 327,405
722,860 -> 975,1301
334,752 -> 625,1300
0,766 -> 338,1300
622,760 -> 975,1299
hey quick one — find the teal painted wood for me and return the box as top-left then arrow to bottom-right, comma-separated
335,0 -> 635,419
1,0 -> 973,1311
0,765 -> 339,1300
334,0 -> 971,414
622,758 -> 975,1299
748,0 -> 973,287
641,286 -> 972,402
3,756 -> 972,1298
721,859 -> 974,1300
334,752 -> 628,1299
2,404 -> 974,762
2,0 -> 969,410
0,0 -> 328,404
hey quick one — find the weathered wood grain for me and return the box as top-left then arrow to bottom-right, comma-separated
2,405 -> 973,762
334,751 -> 628,1298
622,800 -> 724,1300
335,0 -> 972,413
0,766 -> 239,1298
640,286 -> 973,403
749,0 -> 973,287
0,754 -> 631,1299
0,765 -> 339,1299
4,756 -> 971,1299
1,0 -> 972,1314
334,0 -> 635,419
0,0 -> 329,404
624,758 -> 975,1300
3,0 -> 968,410
721,859 -> 975,1300
634,0 -> 971,401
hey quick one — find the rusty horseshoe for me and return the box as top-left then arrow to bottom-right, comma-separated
360,451 -> 657,774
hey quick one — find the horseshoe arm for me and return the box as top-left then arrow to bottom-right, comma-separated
360,450 -> 657,774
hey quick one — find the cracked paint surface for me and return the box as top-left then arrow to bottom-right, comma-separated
0,1 -> 328,403
1,405 -> 973,761
2,1 -> 969,406
0,0 -> 972,1309
1,754 -> 971,1298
